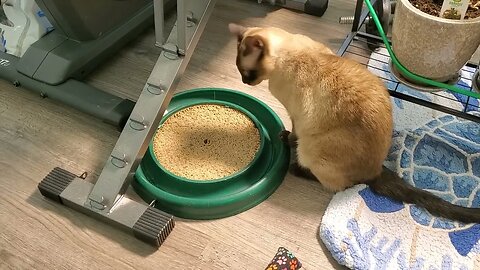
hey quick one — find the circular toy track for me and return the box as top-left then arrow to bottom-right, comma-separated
133,88 -> 290,220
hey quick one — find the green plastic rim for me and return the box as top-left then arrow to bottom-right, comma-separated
133,88 -> 290,220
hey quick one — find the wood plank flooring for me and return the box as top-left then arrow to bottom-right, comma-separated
4,0 -> 477,269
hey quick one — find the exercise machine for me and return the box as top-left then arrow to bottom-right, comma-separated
0,0 -> 175,129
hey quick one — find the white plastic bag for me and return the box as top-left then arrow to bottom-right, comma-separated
0,0 -> 54,57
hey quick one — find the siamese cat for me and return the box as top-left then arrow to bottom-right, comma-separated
228,23 -> 480,224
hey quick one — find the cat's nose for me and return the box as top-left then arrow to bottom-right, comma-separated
242,76 -> 253,84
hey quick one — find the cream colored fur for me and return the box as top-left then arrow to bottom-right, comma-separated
229,24 -> 393,192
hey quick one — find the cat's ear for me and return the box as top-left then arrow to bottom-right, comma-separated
228,23 -> 246,38
245,35 -> 264,50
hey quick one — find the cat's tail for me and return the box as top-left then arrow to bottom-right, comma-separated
366,166 -> 480,224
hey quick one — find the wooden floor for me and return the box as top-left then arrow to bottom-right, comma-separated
0,0 -> 377,269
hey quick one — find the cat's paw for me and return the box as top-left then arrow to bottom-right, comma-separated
279,130 -> 291,145
289,163 -> 317,181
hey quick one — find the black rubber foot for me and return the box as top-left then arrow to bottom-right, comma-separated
133,207 -> 175,247
305,0 -> 329,17
38,167 -> 76,203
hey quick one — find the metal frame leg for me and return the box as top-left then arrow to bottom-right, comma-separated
38,0 -> 217,247
337,0 -> 377,56
154,0 -> 166,47
351,0 -> 365,32
474,67 -> 480,93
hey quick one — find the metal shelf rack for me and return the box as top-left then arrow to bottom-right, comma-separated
337,0 -> 480,123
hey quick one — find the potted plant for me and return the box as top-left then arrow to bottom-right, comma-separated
391,0 -> 480,83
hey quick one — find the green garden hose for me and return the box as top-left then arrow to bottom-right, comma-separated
364,0 -> 480,99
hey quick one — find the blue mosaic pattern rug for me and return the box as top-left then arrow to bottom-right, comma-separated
319,48 -> 480,269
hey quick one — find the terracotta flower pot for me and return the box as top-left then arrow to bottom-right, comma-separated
391,0 -> 480,83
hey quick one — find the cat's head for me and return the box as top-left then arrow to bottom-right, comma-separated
228,23 -> 276,86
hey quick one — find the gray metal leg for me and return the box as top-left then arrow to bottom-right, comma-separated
38,167 -> 174,247
38,0 -> 217,247
154,0 -> 166,47
176,0 -> 188,55
0,52 -> 135,129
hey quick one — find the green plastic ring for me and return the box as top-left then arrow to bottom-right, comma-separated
133,88 -> 290,220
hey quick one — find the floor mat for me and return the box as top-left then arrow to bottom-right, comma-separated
319,48 -> 480,269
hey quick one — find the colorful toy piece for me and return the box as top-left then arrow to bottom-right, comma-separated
265,247 -> 302,270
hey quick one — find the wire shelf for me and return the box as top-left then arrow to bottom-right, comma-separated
339,32 -> 480,123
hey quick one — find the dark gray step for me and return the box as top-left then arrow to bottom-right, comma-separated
133,206 -> 175,247
38,167 -> 76,203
